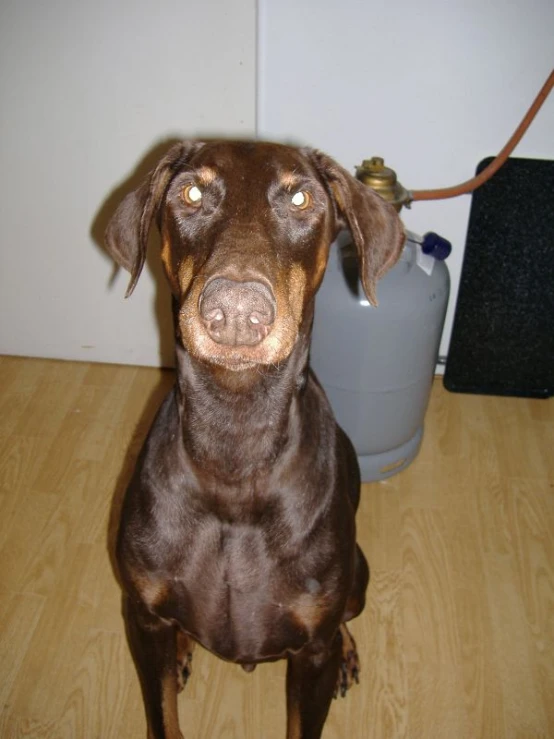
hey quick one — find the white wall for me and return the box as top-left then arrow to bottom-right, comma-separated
1,1 -> 552,368
0,0 -> 256,367
258,0 -> 554,358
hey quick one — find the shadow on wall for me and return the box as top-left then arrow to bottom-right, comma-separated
90,137 -> 183,368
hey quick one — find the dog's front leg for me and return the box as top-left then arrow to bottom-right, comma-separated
123,596 -> 183,739
285,631 -> 343,739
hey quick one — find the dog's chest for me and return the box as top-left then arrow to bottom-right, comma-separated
150,514 -> 342,663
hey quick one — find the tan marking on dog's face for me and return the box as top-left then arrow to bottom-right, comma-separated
312,239 -> 331,291
196,165 -> 217,186
160,225 -> 177,289
280,171 -> 300,190
178,255 -> 195,296
160,216 -> 185,297
287,263 -> 307,326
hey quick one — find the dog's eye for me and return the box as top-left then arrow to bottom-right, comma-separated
182,184 -> 203,206
291,190 -> 312,210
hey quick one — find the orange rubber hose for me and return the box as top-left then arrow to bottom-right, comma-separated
410,69 -> 554,202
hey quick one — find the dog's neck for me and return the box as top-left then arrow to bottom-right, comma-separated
174,319 -> 313,482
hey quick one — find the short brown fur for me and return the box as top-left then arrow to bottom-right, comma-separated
104,139 -> 404,738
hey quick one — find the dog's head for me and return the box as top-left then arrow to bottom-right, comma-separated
105,140 -> 404,371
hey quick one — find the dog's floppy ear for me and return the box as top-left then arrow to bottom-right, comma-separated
105,141 -> 204,297
307,149 -> 405,306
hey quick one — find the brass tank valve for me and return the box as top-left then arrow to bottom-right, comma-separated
355,157 -> 410,212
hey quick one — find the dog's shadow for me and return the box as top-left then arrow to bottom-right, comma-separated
90,137 -> 184,369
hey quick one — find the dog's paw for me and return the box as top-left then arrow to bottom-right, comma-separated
177,650 -> 193,692
334,624 -> 360,699
176,633 -> 195,692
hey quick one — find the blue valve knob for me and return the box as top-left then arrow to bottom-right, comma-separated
421,232 -> 452,260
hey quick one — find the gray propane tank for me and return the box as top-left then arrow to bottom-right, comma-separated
310,229 -> 450,482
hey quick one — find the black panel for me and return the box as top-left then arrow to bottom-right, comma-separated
444,157 -> 554,398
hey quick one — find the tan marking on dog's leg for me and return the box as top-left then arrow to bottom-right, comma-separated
289,593 -> 328,638
160,671 -> 183,738
131,574 -> 169,611
286,701 -> 302,739
340,623 -> 356,655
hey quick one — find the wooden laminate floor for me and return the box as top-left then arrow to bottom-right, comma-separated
0,355 -> 553,738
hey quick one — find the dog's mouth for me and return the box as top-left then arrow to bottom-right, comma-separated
211,357 -> 258,372
178,312 -> 298,371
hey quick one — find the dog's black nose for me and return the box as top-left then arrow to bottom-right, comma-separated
199,278 -> 276,346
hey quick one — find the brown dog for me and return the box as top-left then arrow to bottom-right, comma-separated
105,140 -> 404,738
